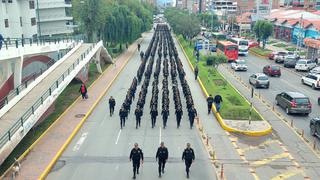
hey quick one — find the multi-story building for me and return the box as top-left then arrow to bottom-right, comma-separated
209,0 -> 237,16
0,0 -> 37,39
37,0 -> 74,37
0,0 -> 74,39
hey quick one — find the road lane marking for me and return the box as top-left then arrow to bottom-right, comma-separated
72,132 -> 88,152
270,170 -> 303,180
242,140 -> 279,152
250,153 -> 289,167
159,127 -> 162,144
115,129 -> 122,145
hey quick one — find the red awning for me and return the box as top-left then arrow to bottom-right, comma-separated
304,38 -> 320,49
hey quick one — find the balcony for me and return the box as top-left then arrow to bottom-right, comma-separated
38,15 -> 73,22
38,1 -> 72,9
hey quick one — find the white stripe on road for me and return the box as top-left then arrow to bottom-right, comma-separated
159,127 -> 162,144
72,132 -> 88,152
115,129 -> 122,144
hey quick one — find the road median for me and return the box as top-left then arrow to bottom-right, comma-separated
176,35 -> 272,136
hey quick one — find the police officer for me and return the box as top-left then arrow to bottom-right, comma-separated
156,142 -> 169,177
108,96 -> 116,116
140,51 -> 144,60
138,43 -> 141,51
182,143 -> 195,179
129,143 -> 144,179
150,106 -> 158,128
161,107 -> 169,129
207,94 -> 214,114
175,106 -> 183,128
119,107 -> 126,129
194,65 -> 199,80
188,106 -> 197,129
135,106 -> 143,129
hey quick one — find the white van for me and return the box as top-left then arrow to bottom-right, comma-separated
295,59 -> 317,71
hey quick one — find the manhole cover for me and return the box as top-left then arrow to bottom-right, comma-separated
75,114 -> 86,118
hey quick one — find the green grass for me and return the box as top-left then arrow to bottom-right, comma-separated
285,47 -> 296,52
298,51 -> 306,56
178,35 -> 262,121
0,63 -> 110,176
266,40 -> 277,44
273,43 -> 287,48
250,47 -> 272,57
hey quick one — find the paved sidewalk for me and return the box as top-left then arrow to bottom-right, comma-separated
1,35 -> 145,180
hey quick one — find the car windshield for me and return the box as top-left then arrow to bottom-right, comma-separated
271,66 -> 280,70
227,46 -> 237,51
297,61 -> 306,64
286,57 -> 295,61
278,52 -> 287,55
258,76 -> 268,80
239,41 -> 248,46
295,98 -> 309,104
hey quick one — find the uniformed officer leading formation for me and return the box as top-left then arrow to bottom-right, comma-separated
130,142 -> 195,179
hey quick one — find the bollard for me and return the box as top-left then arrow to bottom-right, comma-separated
313,139 -> 317,150
290,119 -> 293,127
301,130 -> 304,138
220,163 -> 224,179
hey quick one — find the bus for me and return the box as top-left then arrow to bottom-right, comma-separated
229,38 -> 249,56
216,41 -> 238,61
212,32 -> 226,41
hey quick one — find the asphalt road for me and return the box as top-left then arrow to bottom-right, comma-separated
47,32 -> 218,180
233,54 -> 320,143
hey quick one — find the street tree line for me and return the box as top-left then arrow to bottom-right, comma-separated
73,0 -> 155,44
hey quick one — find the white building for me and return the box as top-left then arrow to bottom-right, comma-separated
207,0 -> 237,16
0,0 -> 37,39
0,0 -> 74,39
37,0 -> 74,37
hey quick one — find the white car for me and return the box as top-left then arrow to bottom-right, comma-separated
301,73 -> 320,89
295,59 -> 317,71
231,60 -> 247,71
310,66 -> 320,74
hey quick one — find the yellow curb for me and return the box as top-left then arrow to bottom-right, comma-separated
38,40 -> 141,180
177,38 -> 272,137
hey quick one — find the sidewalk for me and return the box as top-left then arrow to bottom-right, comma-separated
1,36 -> 144,180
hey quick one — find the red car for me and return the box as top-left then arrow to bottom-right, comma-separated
268,52 -> 278,60
263,65 -> 281,77
249,41 -> 259,48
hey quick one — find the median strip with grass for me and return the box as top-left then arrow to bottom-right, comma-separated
249,47 -> 272,57
178,35 -> 262,121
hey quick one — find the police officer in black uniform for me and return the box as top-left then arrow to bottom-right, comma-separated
134,106 -> 143,129
119,107 -> 126,129
182,143 -> 195,178
156,142 -> 169,177
161,107 -> 169,129
129,143 -> 144,179
109,96 -> 116,116
188,106 -> 197,129
150,106 -> 158,128
207,94 -> 214,114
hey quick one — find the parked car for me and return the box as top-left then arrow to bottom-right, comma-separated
284,55 -> 298,68
209,45 -> 217,52
301,73 -> 320,89
310,66 -> 320,74
310,117 -> 320,138
249,73 -> 269,88
231,59 -> 247,71
295,59 -> 317,71
268,51 -> 278,60
249,41 -> 259,48
263,65 -> 281,76
275,51 -> 288,63
275,91 -> 312,115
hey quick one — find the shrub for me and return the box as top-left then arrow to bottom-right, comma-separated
273,43 -> 287,48
206,55 -> 215,65
285,47 -> 296,52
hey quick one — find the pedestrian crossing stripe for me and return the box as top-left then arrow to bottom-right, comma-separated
250,153 -> 289,167
270,170 -> 303,180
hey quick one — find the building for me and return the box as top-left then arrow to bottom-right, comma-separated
176,0 -> 187,9
0,0 -> 37,39
37,0 -> 74,37
209,0 -> 237,16
0,0 -> 74,39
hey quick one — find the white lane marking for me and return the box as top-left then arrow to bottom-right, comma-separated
115,129 -> 122,144
159,127 -> 162,144
72,132 -> 88,152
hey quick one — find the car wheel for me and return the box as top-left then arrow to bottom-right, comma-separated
285,107 -> 290,114
311,124 -> 316,136
275,99 -> 279,105
266,85 -> 269,89
312,84 -> 316,89
301,79 -> 304,84
305,113 -> 309,116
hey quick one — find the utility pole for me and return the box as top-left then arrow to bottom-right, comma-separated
296,14 -> 303,53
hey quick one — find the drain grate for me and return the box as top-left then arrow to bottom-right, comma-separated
75,114 -> 86,118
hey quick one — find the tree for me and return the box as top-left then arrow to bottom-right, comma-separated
198,13 -> 220,31
253,20 -> 273,49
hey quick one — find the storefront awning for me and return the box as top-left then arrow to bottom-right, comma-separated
304,38 -> 320,49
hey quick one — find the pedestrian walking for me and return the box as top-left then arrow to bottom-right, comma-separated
150,106 -> 158,128
214,94 -> 223,113
79,83 -> 87,99
126,42 -> 128,49
156,142 -> 169,177
119,107 -> 126,129
206,94 -> 214,114
161,108 -> 169,129
134,106 -> 143,129
129,143 -> 144,179
140,51 -> 144,60
175,107 -> 183,128
194,66 -> 199,80
188,106 -> 197,129
109,96 -> 116,116
182,143 -> 195,179
0,33 -> 4,50
138,43 -> 141,51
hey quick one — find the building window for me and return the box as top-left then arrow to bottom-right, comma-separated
4,19 -> 9,28
8,0 -> 12,3
31,17 -> 36,26
29,1 -> 35,9
20,17 -> 22,27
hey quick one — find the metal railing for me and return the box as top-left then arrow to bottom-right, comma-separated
0,41 -> 79,110
0,42 -> 97,149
